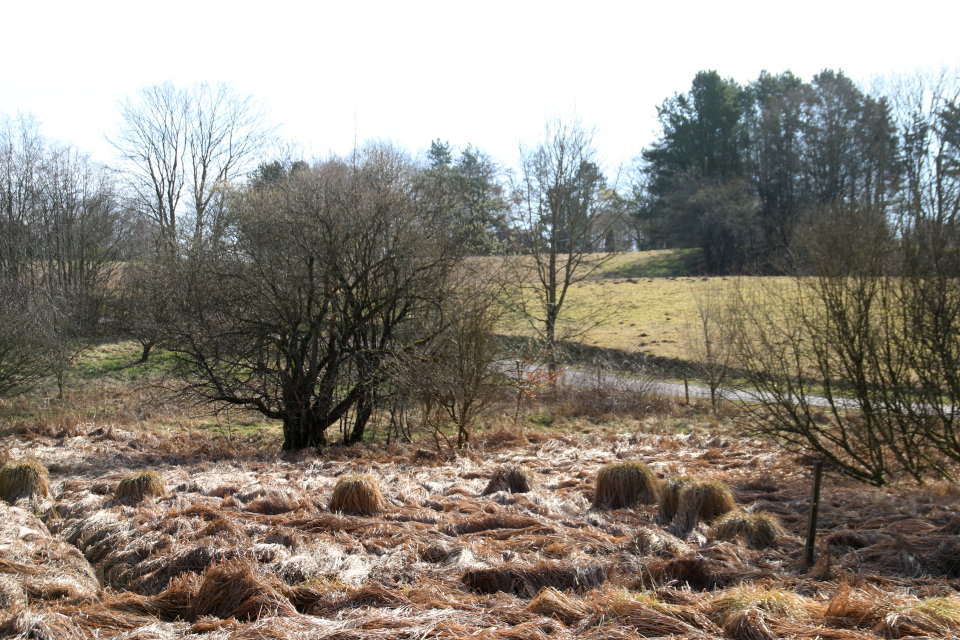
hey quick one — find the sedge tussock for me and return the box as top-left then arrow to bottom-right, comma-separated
675,479 -> 735,529
592,596 -> 705,638
528,586 -> 588,624
115,470 -> 167,504
723,607 -> 776,640
710,584 -> 816,627
657,475 -> 692,523
483,465 -> 536,495
713,510 -> 784,549
592,461 -> 659,510
329,473 -> 384,516
826,583 -> 960,638
463,562 -> 607,597
629,525 -> 687,557
0,459 -> 50,503
187,557 -> 296,622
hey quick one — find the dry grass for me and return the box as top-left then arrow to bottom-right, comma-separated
674,479 -> 736,530
114,470 -> 167,503
463,562 -> 608,597
713,510 -> 784,549
657,475 -> 692,523
329,473 -> 385,516
527,586 -> 588,624
8,371 -> 960,639
0,458 -> 50,502
592,460 -> 659,509
187,557 -> 297,621
482,465 -> 536,495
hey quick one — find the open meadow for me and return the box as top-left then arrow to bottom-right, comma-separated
3,337 -> 960,640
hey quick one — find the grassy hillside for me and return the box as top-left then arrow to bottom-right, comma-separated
498,249 -> 743,362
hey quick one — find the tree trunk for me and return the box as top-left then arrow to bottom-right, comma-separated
282,411 -> 328,451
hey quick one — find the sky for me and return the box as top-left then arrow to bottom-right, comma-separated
2,0 -> 958,174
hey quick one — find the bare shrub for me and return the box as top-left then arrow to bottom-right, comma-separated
329,474 -> 384,516
0,459 -> 50,503
593,461 -> 659,509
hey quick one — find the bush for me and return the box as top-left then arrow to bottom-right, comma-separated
593,461 -> 659,509
329,474 -> 384,516
0,459 -> 50,503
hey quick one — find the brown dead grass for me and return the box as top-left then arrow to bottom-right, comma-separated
592,460 -> 659,509
329,473 -> 385,516
114,470 -> 167,503
0,459 -> 50,502
7,379 -> 960,639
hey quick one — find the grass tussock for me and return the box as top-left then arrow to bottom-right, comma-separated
676,479 -> 735,527
187,557 -> 296,621
710,584 -> 816,627
593,461 -> 659,509
527,586 -> 588,624
482,464 -> 536,495
0,459 -> 50,503
826,583 -> 960,638
328,473 -> 384,516
714,510 -> 784,549
115,470 -> 167,503
657,475 -> 692,523
629,526 -> 687,557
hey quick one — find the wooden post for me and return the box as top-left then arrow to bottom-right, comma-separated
805,460 -> 824,570
684,372 -> 690,405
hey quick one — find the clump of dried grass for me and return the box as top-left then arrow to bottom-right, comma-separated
629,526 -> 687,557
714,510 -> 784,549
0,459 -> 50,503
657,476 -> 691,523
187,557 -> 296,622
528,586 -> 588,624
710,584 -> 815,628
593,461 -> 659,509
482,465 -> 536,495
115,470 -> 167,503
329,473 -> 384,516
675,479 -> 735,528
826,583 -> 960,638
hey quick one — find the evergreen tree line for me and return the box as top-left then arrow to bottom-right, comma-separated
634,68 -> 960,274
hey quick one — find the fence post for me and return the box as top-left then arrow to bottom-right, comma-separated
805,460 -> 824,570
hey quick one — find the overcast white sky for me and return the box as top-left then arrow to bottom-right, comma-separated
2,0 -> 957,173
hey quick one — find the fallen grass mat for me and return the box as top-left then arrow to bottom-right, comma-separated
463,562 -> 609,597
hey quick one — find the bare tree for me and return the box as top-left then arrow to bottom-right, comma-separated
685,280 -> 736,413
111,81 -> 274,252
155,144 -> 457,450
508,117 -> 621,362
0,113 -> 127,396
